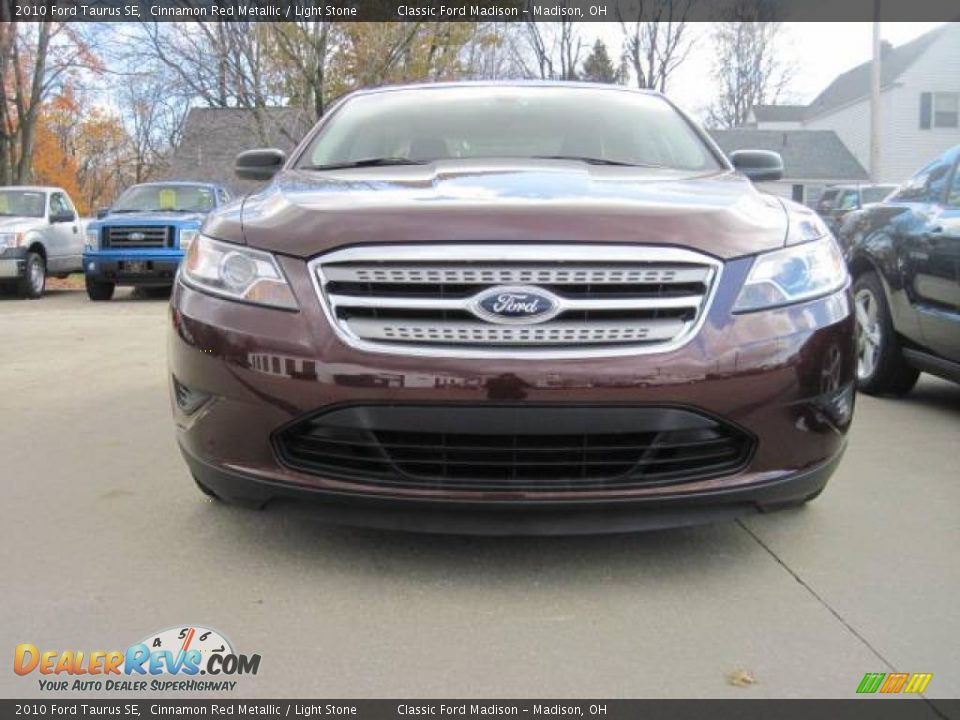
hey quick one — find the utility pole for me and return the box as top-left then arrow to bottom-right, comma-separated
870,4 -> 882,182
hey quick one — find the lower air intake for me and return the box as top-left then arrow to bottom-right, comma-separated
274,405 -> 755,493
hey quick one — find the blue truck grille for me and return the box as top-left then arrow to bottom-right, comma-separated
103,226 -> 173,249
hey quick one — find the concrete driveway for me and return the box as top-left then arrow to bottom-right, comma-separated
1,289 -> 957,704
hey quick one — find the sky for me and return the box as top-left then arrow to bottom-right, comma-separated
590,22 -> 946,118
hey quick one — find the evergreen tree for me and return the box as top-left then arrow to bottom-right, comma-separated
580,40 -> 621,84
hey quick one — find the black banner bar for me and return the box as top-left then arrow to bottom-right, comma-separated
2,700 -> 959,719
5,0 -> 960,22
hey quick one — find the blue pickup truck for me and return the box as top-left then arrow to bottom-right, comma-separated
83,181 -> 232,301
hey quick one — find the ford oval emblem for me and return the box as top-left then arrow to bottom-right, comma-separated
129,232 -> 146,241
468,285 -> 562,325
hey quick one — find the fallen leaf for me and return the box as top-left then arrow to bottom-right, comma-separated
728,669 -> 757,688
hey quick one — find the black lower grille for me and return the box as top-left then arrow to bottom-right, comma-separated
274,405 -> 755,492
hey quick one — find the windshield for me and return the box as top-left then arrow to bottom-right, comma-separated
111,184 -> 216,213
301,86 -> 721,172
0,190 -> 45,217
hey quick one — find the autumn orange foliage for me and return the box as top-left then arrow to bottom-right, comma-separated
29,89 -> 131,215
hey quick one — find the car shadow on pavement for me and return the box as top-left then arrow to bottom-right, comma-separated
0,287 -> 171,302
894,377 -> 960,414
191,494 -> 769,586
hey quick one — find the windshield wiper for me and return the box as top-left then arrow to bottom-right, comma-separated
302,157 -> 426,171
533,155 -> 664,168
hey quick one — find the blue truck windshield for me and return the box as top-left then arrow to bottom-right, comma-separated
112,185 -> 215,213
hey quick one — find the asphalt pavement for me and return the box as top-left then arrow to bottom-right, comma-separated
1,288 -> 957,705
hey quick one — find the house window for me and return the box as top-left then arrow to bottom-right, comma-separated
921,92 -> 959,129
934,93 -> 959,128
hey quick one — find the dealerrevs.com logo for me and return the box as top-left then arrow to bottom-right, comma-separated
14,625 -> 261,692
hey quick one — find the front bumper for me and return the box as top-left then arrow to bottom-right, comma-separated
0,247 -> 29,278
84,250 -> 183,286
168,253 -> 856,532
183,442 -> 844,535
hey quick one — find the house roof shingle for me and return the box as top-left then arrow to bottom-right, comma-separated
161,107 -> 313,193
709,129 -> 869,181
750,104 -> 806,123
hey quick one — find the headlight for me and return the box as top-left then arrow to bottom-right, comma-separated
182,234 -> 297,310
84,228 -> 99,251
0,232 -> 22,250
734,235 -> 848,312
179,229 -> 198,250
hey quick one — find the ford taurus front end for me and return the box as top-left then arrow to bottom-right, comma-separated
167,83 -> 855,534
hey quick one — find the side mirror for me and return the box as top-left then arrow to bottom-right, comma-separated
235,148 -> 286,181
96,207 -> 110,219
729,150 -> 784,182
49,210 -> 76,223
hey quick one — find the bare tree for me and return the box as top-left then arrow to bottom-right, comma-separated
263,21 -> 339,123
706,0 -> 794,128
618,0 -> 696,92
138,20 -> 285,144
516,17 -> 583,80
118,70 -> 192,182
459,24 -> 528,80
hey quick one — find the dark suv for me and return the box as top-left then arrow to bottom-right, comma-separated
167,83 -> 855,534
838,145 -> 960,395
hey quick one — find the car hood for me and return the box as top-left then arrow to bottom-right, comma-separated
95,212 -> 205,227
206,160 -> 790,260
0,216 -> 45,233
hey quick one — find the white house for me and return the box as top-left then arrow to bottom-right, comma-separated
746,23 -> 960,185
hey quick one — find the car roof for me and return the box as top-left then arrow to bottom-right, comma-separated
347,80 -> 664,100
128,181 -> 223,189
825,183 -> 895,191
0,186 -> 61,193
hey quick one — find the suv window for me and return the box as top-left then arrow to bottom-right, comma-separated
817,189 -> 839,211
892,159 -> 952,203
860,186 -> 894,204
948,164 -> 960,207
838,190 -> 859,210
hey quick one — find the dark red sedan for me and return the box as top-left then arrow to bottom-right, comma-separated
168,83 -> 855,534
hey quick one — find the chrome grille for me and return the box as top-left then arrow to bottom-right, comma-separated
104,226 -> 171,249
310,245 -> 721,358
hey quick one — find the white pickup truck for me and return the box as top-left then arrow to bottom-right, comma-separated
0,186 -> 85,298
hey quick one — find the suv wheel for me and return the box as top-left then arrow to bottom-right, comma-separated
17,251 -> 45,299
85,276 -> 115,301
853,272 -> 919,396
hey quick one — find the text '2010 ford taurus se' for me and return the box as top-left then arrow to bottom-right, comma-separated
168,83 -> 855,535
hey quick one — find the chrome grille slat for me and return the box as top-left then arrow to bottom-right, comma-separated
324,264 -> 710,285
310,244 -> 721,359
344,318 -> 684,345
328,293 -> 705,312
